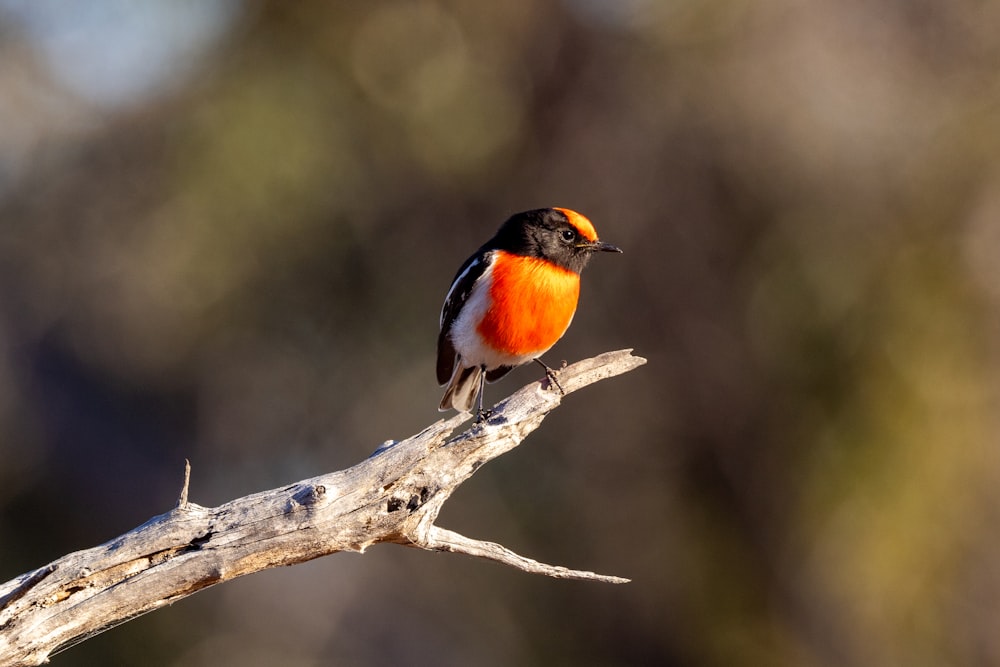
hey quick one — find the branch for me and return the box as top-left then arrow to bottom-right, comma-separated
0,349 -> 646,666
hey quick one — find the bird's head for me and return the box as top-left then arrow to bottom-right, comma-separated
494,207 -> 621,274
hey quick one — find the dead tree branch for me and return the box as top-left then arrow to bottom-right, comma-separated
0,349 -> 646,666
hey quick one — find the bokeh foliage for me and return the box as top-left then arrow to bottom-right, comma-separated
1,1 -> 999,665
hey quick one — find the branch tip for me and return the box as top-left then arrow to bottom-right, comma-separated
416,526 -> 629,584
177,459 -> 191,509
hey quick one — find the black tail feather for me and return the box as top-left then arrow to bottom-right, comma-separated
439,364 -> 483,412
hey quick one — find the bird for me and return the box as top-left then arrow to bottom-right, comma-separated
437,207 -> 622,421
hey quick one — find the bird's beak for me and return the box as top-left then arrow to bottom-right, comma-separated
589,240 -> 622,253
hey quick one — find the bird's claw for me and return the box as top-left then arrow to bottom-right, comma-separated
542,366 -> 565,396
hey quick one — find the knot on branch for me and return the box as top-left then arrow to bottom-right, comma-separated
291,483 -> 327,507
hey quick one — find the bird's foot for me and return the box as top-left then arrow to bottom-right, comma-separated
534,359 -> 565,396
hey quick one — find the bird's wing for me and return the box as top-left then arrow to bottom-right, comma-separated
437,251 -> 493,385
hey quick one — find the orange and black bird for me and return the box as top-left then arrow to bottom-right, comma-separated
437,207 -> 621,420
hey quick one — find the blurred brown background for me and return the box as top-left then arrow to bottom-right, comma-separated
1,1 -> 999,665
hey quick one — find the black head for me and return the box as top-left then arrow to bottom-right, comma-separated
487,208 -> 622,274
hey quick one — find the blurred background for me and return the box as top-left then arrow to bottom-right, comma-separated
1,0 -> 999,665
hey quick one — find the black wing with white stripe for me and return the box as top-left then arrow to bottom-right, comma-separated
436,250 -> 493,385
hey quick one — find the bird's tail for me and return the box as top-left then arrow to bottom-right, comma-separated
439,364 -> 483,413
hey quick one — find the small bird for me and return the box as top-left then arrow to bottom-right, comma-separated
437,207 -> 621,420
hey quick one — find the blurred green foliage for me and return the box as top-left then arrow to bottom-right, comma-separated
1,1 -> 999,665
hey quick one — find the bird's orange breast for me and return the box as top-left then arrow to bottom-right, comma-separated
477,251 -> 580,356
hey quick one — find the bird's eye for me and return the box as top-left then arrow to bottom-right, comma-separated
561,229 -> 576,242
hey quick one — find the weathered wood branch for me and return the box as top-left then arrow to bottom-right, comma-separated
0,349 -> 645,666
